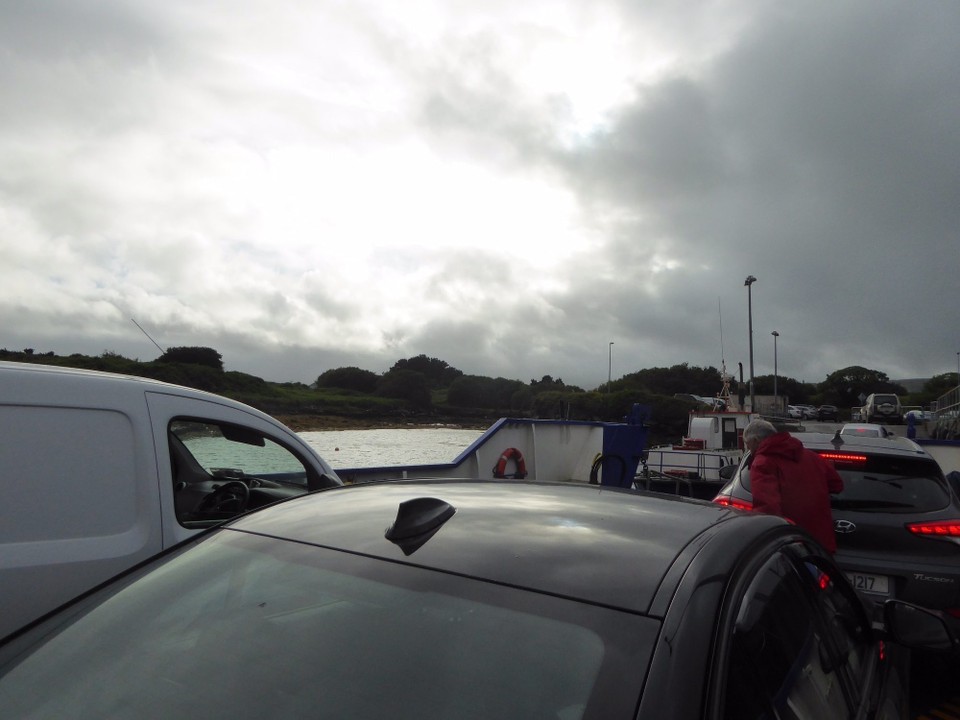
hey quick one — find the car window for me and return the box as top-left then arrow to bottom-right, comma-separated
169,420 -> 315,525
800,556 -> 870,688
722,551 -> 855,719
171,420 -> 310,484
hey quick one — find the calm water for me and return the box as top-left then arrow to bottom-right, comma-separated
299,427 -> 484,468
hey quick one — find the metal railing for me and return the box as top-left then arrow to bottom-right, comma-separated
930,386 -> 960,440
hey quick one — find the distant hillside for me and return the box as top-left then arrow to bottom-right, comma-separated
894,378 -> 929,393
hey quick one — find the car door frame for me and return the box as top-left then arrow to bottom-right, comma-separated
704,534 -> 899,719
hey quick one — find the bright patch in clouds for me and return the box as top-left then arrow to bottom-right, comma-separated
260,140 -> 583,271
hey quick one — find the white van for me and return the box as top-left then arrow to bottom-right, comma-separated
0,362 -> 341,638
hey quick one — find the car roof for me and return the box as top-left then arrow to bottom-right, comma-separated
793,431 -> 931,459
231,480 -> 790,615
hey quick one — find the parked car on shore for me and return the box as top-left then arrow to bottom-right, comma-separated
841,423 -> 893,438
817,404 -> 840,421
0,480 -> 952,719
863,393 -> 904,424
714,431 -> 960,620
795,404 -> 818,419
905,409 -> 934,423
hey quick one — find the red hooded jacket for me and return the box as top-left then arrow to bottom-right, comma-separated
751,432 -> 844,552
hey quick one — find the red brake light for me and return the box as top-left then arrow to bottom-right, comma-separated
906,520 -> 960,537
878,640 -> 886,661
713,495 -> 754,511
817,451 -> 868,464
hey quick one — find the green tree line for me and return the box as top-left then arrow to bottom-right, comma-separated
2,346 -> 955,443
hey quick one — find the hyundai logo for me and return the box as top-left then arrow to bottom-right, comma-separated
834,520 -> 857,534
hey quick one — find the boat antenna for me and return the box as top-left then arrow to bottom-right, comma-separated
131,318 -> 166,355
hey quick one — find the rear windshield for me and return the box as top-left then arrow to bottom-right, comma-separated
825,454 -> 949,512
741,453 -> 949,513
872,395 -> 898,405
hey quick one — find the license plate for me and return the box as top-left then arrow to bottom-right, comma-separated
846,572 -> 890,595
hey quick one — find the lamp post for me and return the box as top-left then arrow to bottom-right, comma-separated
744,275 -> 757,412
772,331 -> 779,414
607,342 -> 614,392
956,351 -> 959,389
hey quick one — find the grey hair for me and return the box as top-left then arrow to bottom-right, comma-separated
743,419 -> 778,445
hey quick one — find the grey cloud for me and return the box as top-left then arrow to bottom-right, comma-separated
3,1 -> 959,391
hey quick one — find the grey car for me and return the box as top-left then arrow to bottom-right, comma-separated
817,404 -> 840,421
715,431 -> 960,619
1,480 -> 953,719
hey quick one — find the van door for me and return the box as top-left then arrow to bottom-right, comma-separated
145,391 -> 339,549
0,403 -> 162,638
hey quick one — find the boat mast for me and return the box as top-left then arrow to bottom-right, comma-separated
717,299 -> 732,409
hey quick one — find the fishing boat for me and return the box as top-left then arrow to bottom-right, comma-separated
638,407 -> 753,496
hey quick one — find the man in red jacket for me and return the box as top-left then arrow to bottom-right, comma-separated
743,419 -> 844,552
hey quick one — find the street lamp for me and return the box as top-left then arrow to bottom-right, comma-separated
772,331 -> 779,414
744,275 -> 757,412
608,342 -> 614,392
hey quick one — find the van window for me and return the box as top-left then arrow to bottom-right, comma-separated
169,420 -> 313,526
171,421 -> 308,481
0,406 -> 138,542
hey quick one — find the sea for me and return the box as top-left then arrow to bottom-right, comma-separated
298,427 -> 484,468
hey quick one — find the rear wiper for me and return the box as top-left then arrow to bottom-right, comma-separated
831,499 -> 914,509
861,475 -> 903,490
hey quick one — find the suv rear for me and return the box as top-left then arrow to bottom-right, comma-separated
714,431 -> 960,619
863,393 -> 903,424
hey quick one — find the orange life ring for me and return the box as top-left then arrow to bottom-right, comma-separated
493,447 -> 527,479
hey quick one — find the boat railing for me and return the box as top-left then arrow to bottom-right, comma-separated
930,386 -> 960,441
643,447 -> 740,480
636,450 -> 735,500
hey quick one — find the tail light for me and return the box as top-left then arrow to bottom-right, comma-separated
713,495 -> 753,511
818,451 -> 868,464
906,520 -> 960,538
946,609 -> 960,619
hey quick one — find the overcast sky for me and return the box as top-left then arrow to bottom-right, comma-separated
2,1 -> 958,390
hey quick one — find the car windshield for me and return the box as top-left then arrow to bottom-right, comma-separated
0,530 -> 656,719
741,453 -> 949,513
